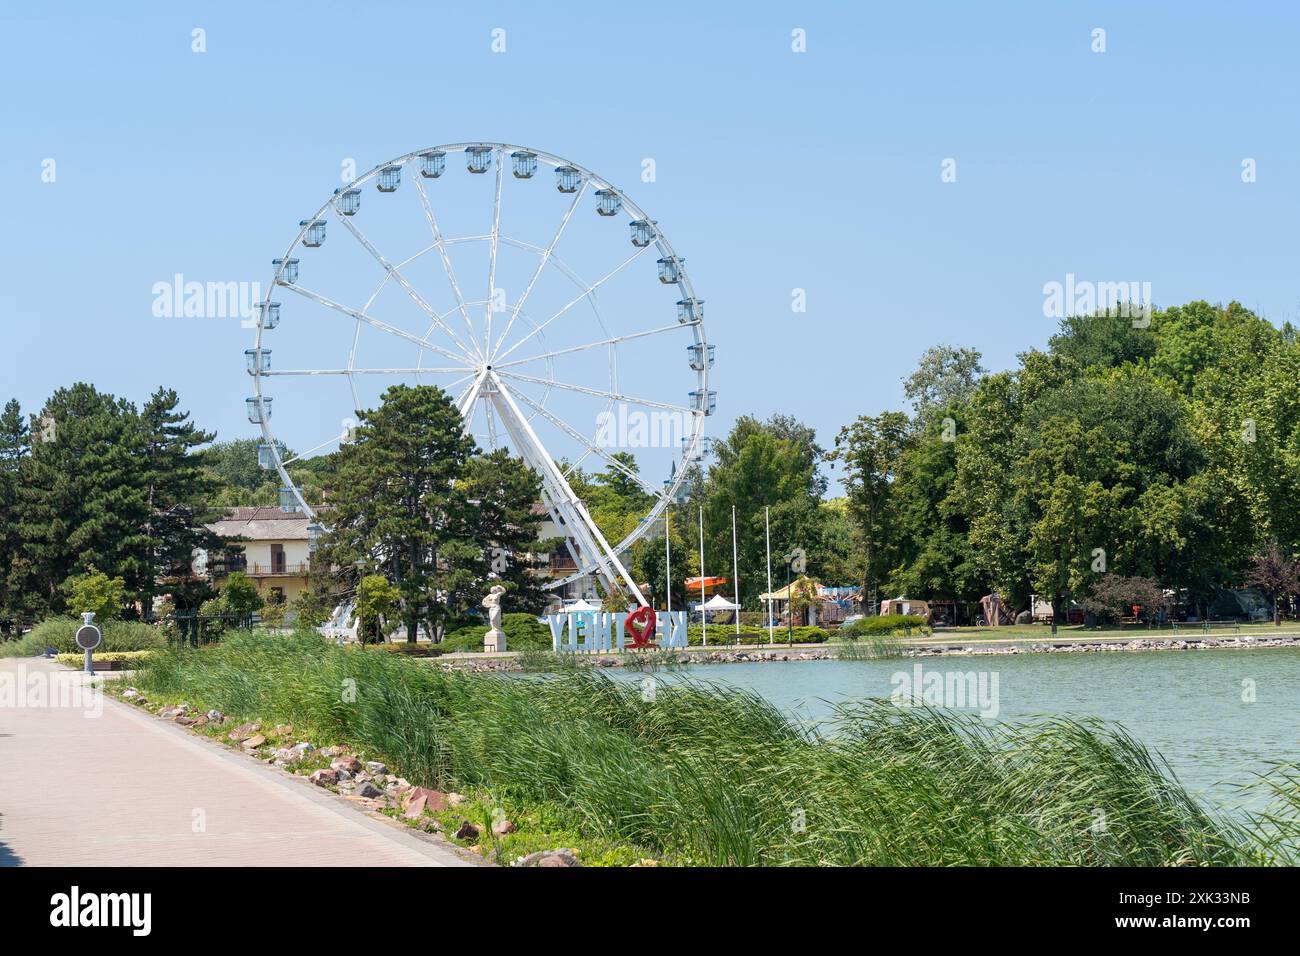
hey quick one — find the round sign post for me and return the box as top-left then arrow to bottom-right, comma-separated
75,612 -> 103,675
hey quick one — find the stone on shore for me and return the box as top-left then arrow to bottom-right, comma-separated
514,848 -> 580,867
402,786 -> 448,813
309,768 -> 338,787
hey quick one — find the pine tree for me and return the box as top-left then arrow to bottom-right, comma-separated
0,399 -> 31,624
17,384 -> 152,615
318,384 -> 479,642
461,448 -> 550,614
138,388 -> 223,611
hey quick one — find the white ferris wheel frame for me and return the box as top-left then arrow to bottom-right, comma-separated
249,142 -> 711,606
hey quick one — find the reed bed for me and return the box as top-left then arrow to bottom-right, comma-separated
132,630 -> 1292,866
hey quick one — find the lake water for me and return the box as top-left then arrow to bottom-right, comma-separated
613,648 -> 1300,814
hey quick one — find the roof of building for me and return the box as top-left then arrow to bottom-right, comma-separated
207,506 -> 312,541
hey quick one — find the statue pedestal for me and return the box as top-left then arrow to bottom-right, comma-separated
484,628 -> 507,653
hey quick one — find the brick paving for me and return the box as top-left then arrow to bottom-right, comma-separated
0,657 -> 469,867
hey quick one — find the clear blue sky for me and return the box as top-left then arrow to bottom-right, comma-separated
3,1 -> 1297,480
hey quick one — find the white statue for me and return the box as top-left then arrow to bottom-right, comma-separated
482,585 -> 507,652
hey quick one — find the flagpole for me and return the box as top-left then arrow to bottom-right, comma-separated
699,505 -> 707,647
765,505 -> 774,645
731,503 -> 740,641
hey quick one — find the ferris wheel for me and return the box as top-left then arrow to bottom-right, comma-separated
246,143 -> 713,606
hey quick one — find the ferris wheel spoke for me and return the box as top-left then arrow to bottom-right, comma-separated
411,176 -> 484,358
493,321 -> 686,370
485,150 -> 504,352
260,367 -> 468,376
497,370 -> 694,414
331,200 -> 481,362
480,400 -> 493,452
492,243 -> 657,364
506,386 -> 661,496
489,182 -> 588,359
455,368 -> 490,419
278,282 -> 470,365
280,428 -> 353,467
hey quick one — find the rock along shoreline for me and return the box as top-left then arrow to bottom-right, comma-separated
436,633 -> 1300,671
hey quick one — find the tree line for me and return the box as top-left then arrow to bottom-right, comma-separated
4,297 -> 1297,634
0,382 -> 550,636
831,301 -> 1300,623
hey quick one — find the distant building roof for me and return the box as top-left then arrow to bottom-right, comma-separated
207,506 -> 312,541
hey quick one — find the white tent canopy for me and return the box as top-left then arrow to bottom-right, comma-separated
700,594 -> 741,611
560,598 -> 602,613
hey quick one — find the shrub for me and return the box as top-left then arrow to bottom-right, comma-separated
55,650 -> 153,667
259,601 -> 288,629
686,625 -> 830,645
843,614 -> 928,637
221,572 -> 264,619
0,617 -> 166,657
62,568 -> 127,622
440,612 -> 552,652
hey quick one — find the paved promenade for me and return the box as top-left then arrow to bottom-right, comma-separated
0,657 -> 469,866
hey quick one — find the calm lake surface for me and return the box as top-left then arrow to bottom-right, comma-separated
612,648 -> 1300,814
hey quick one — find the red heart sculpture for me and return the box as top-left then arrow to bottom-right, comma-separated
625,605 -> 657,648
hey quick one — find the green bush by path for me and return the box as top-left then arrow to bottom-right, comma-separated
129,630 -> 1293,866
55,650 -> 152,667
0,617 -> 166,657
842,614 -> 929,637
440,612 -> 553,653
687,625 -> 830,645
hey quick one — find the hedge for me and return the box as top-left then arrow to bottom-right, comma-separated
841,614 -> 929,637
686,624 -> 830,645
0,617 -> 167,658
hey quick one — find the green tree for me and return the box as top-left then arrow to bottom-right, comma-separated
702,421 -> 825,611
1048,311 -> 1157,370
63,567 -> 127,622
219,571 -> 264,621
902,345 -> 985,431
0,399 -> 31,623
887,406 -> 981,601
357,573 -> 401,643
16,383 -> 152,615
1244,542 -> 1300,626
317,384 -> 478,642
138,388 -> 223,609
831,411 -> 910,613
460,448 -> 550,614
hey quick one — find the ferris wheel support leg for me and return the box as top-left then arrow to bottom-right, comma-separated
486,374 -> 648,606
476,383 -> 613,595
